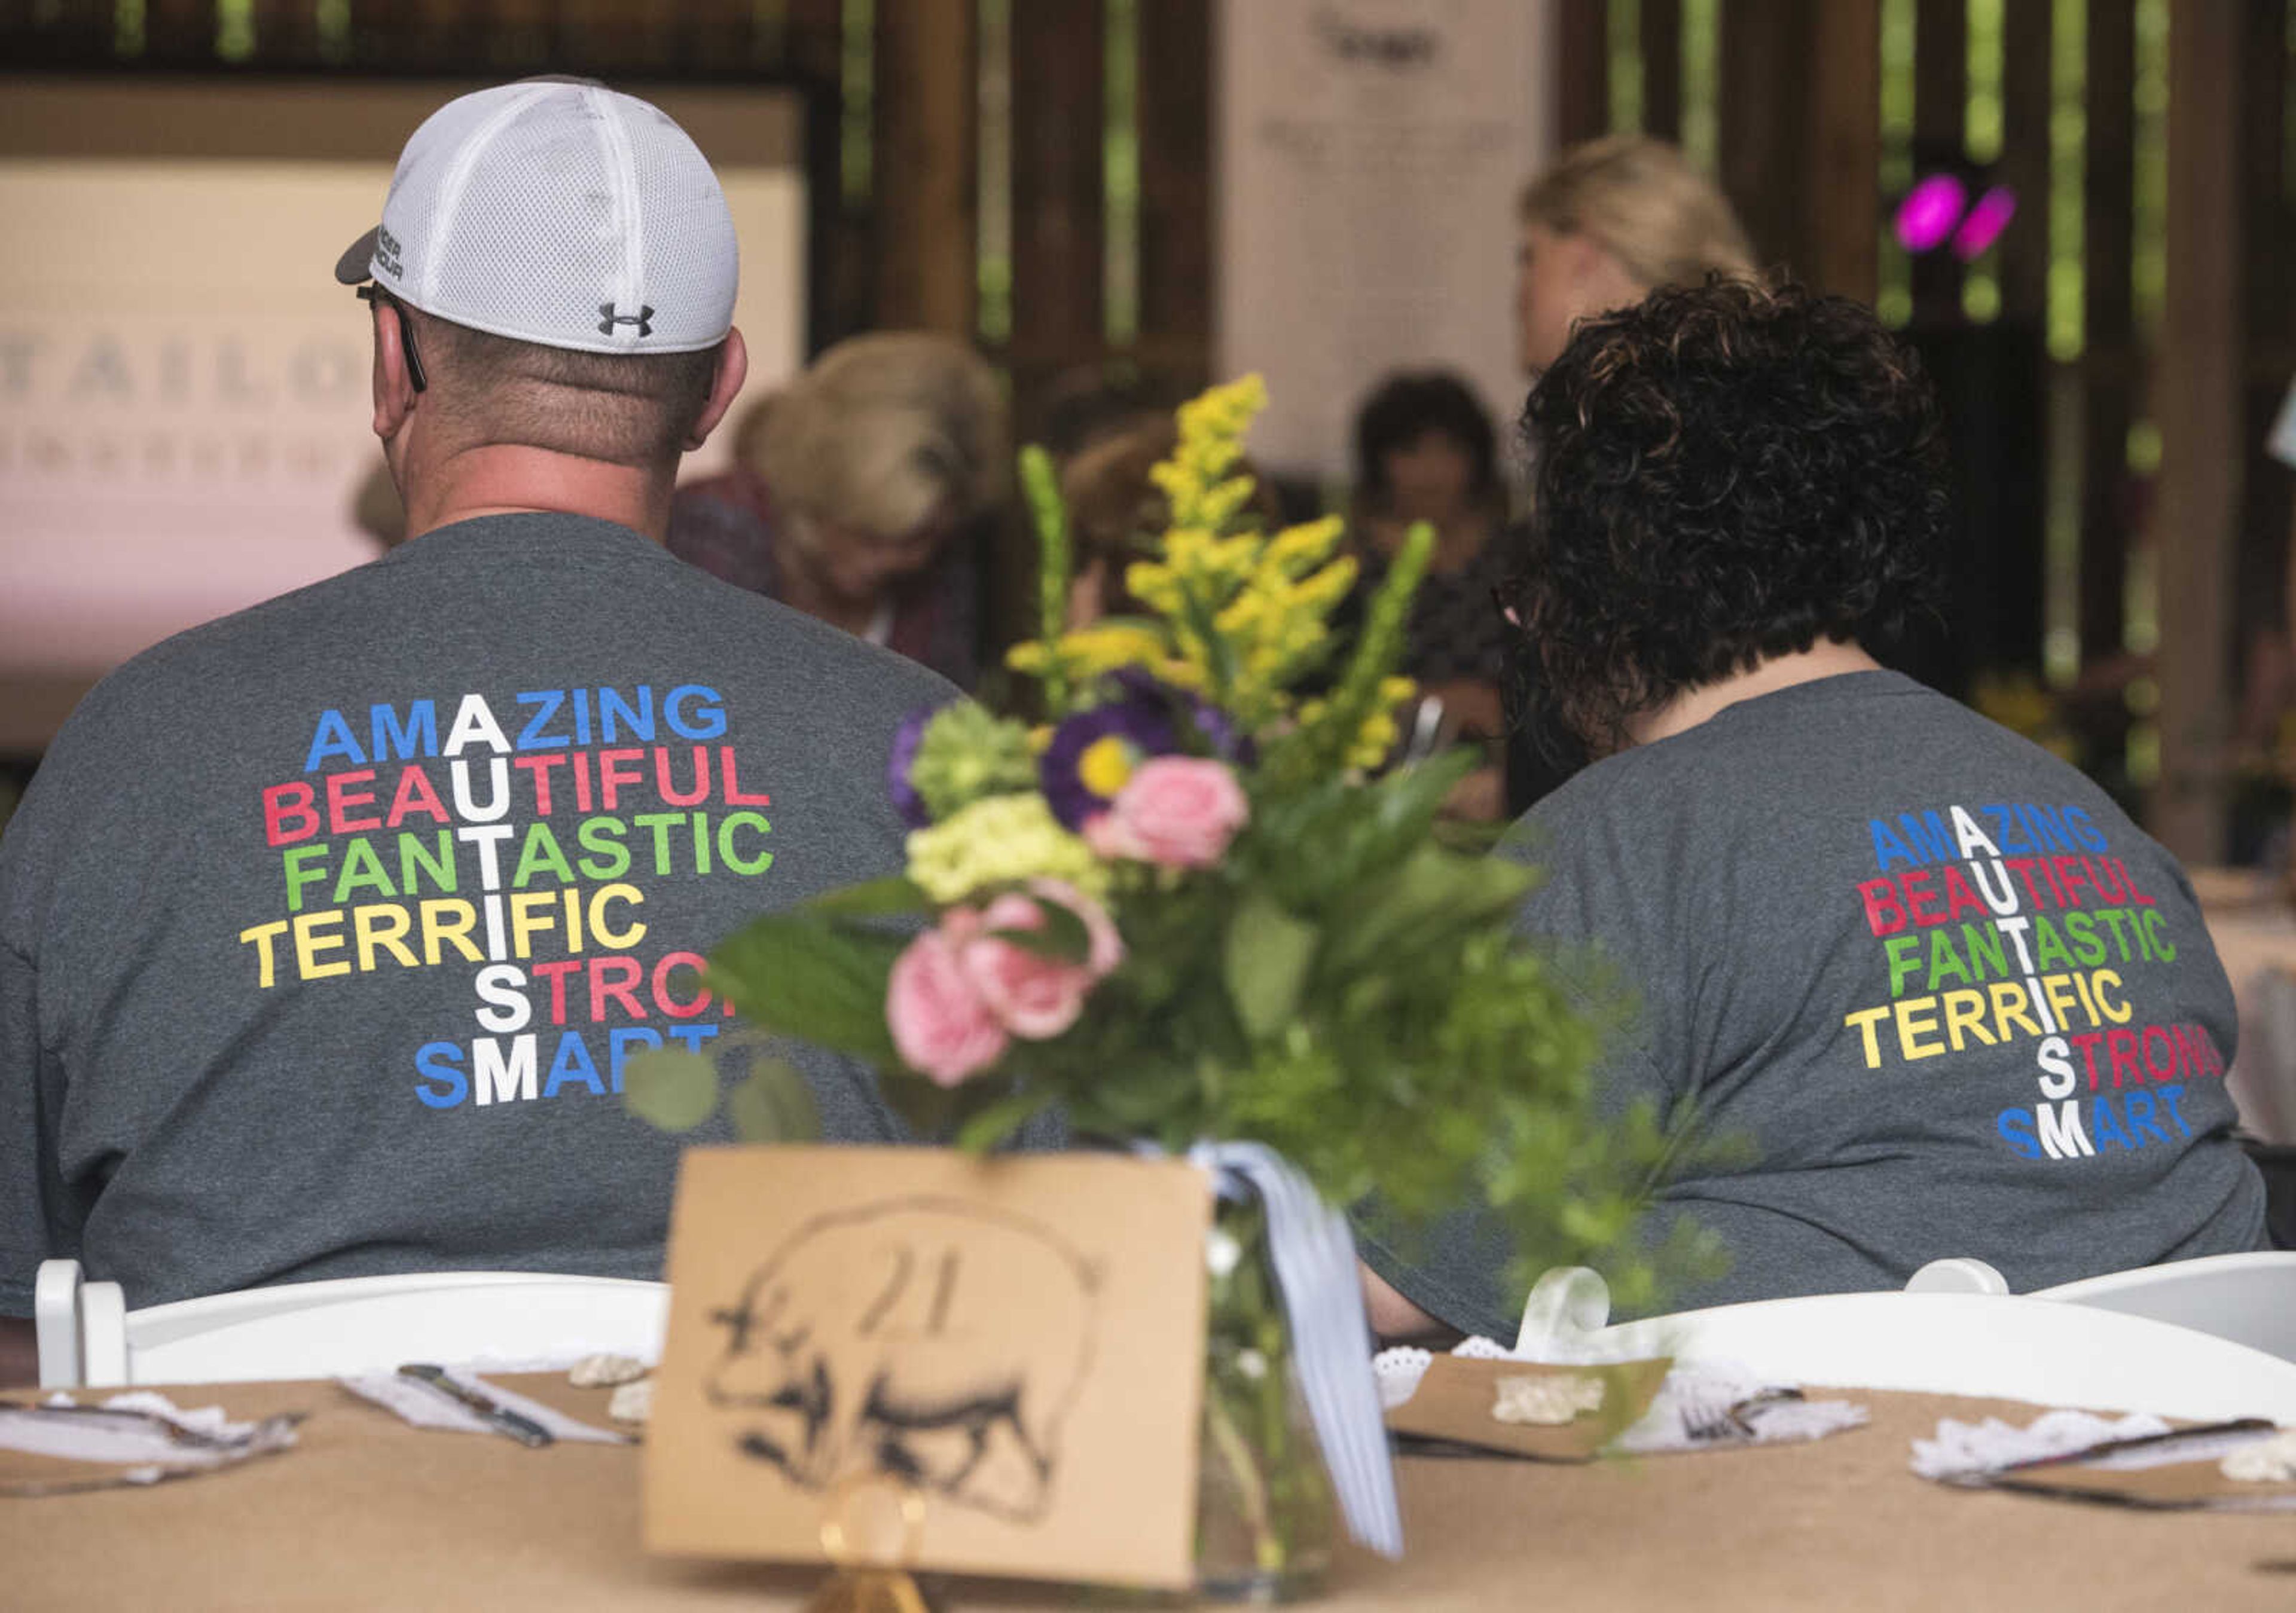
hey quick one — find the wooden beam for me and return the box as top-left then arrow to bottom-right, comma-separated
873,0 -> 976,336
2078,0 -> 2135,668
1995,0 -> 2051,325
1135,0 -> 1211,392
1908,0 -> 1966,325
1641,0 -> 1682,143
1008,0 -> 1105,404
2150,0 -> 2242,862
1803,0 -> 1879,303
1554,0 -> 1609,148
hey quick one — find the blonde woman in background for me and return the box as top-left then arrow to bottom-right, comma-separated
1513,134 -> 1760,374
1493,134 -> 1766,826
667,332 -> 1006,688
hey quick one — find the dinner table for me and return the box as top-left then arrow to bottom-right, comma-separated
7,1371 -> 2294,1611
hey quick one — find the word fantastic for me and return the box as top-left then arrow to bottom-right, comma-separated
1843,801 -> 2226,1162
237,686 -> 777,1111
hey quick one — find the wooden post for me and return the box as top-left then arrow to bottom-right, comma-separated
1803,0 -> 1879,304
2078,0 -> 2135,670
1554,0 -> 1610,148
2151,0 -> 2242,862
1641,0 -> 1683,144
1008,0 -> 1106,420
1717,0 -> 1876,300
874,0 -> 976,337
1134,0 -> 1211,391
1908,0 -> 1965,324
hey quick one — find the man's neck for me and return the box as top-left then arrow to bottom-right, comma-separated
1626,639 -> 1883,748
399,444 -> 677,545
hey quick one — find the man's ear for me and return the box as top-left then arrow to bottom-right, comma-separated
371,303 -> 419,441
685,327 -> 751,452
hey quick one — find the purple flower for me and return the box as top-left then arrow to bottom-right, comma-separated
1109,668 -> 1253,765
1040,671 -> 1251,831
887,707 -> 934,829
1040,695 -> 1176,832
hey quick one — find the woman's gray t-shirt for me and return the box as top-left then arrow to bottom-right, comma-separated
1363,670 -> 2268,1338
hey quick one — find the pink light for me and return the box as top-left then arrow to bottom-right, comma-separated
1894,174 -> 1968,252
1952,185 -> 2018,260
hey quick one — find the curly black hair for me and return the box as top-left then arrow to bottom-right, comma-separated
1498,278 -> 1948,753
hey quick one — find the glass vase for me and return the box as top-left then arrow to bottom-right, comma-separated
1193,1190 -> 1337,1602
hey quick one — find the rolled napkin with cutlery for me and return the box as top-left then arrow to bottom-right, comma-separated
338,1365 -> 630,1446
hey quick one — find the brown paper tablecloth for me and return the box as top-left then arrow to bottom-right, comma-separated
5,1375 -> 2294,1611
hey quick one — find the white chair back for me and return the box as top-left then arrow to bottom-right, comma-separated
35,1260 -> 668,1388
2029,1250 -> 2296,1364
1515,1266 -> 2296,1422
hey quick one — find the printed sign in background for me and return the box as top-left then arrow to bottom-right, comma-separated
1216,0 -> 1556,481
0,79 -> 805,750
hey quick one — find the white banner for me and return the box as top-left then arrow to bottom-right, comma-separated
1216,0 -> 1556,480
0,145 -> 802,685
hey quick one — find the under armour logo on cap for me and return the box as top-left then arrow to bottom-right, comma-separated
599,304 -> 655,339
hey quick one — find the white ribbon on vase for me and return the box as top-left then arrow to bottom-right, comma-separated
1187,1140 -> 1405,1560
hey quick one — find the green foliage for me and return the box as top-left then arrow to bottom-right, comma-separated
705,911 -> 907,1065
623,1047 -> 719,1133
907,704 -> 1037,821
724,1053 -> 822,1145
627,378 -> 1713,1320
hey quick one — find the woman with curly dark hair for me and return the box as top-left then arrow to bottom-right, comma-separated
1358,279 -> 2267,1341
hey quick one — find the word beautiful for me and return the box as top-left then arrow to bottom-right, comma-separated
1843,801 -> 2225,1163
237,685 -> 778,1112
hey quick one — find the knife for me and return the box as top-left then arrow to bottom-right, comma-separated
396,1363 -> 556,1448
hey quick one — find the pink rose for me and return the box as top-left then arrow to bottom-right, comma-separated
962,896 -> 1093,1041
1083,756 -> 1248,869
886,928 -> 1009,1086
1024,878 -> 1125,977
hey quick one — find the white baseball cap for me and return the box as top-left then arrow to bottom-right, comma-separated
335,78 -> 738,356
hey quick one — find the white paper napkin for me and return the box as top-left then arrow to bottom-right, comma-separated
1909,1409 -> 2171,1482
1,1391 -> 300,1484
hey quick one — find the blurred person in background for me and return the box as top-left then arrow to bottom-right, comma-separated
667,332 -> 1004,689
1349,372 -> 1513,821
1504,135 -> 1764,814
1514,134 -> 1760,375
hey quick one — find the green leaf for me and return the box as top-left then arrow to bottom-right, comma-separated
622,1048 -> 720,1133
953,1088 -> 1058,1153
1320,844 -> 1534,979
987,900 -> 1091,963
809,877 -> 932,920
724,1055 -> 822,1144
1225,892 -> 1319,1041
706,912 -> 905,1062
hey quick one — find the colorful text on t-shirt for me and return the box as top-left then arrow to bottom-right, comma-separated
1839,801 -> 2227,1163
235,685 -> 777,1111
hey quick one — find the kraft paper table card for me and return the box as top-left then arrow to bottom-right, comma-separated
1384,1356 -> 1674,1462
644,1146 -> 1213,1588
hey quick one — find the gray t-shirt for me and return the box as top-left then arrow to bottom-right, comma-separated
1362,671 -> 2268,1339
0,514 -> 953,1313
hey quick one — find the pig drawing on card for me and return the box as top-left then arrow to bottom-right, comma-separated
705,1197 -> 1104,1523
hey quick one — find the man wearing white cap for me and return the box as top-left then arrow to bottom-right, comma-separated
0,81 -> 948,1379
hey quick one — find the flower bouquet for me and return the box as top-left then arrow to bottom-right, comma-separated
631,377 -> 1686,1595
